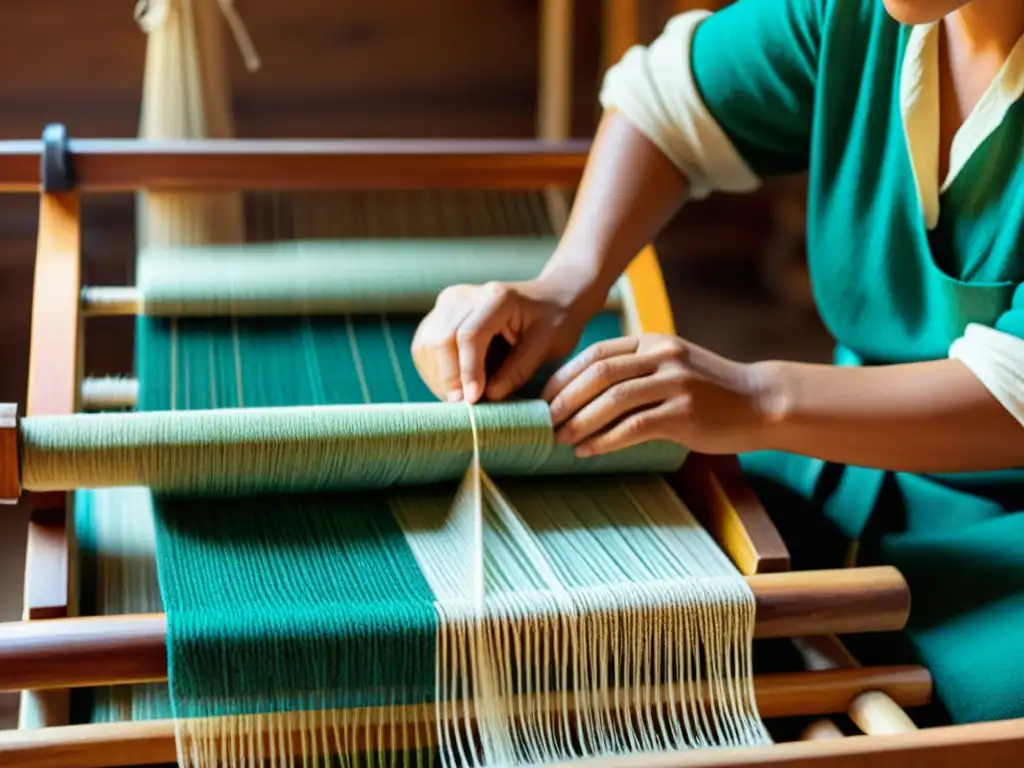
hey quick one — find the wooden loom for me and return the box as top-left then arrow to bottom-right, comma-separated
0,129 -> 1020,768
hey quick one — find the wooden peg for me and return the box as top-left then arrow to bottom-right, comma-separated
0,403 -> 20,503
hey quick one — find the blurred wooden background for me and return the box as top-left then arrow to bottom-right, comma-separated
0,4 -> 831,714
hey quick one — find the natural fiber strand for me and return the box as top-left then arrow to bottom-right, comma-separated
130,238 -> 581,317
135,0 -> 258,250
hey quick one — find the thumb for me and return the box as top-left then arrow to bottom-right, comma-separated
456,297 -> 515,404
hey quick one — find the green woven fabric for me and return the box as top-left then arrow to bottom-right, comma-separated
75,308 -> 666,728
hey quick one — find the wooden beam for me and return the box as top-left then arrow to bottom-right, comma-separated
27,193 -> 82,420
793,636 -> 917,740
0,666 -> 934,768
674,454 -> 791,575
602,0 -> 640,72
21,189 -> 81,634
537,0 -> 574,232
0,139 -> 591,192
0,566 -> 910,692
0,404 -> 18,504
20,508 -> 68,621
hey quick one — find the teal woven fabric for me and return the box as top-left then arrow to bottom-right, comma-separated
76,309 -> 644,727
135,311 -> 624,409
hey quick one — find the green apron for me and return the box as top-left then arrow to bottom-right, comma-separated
740,271 -> 1024,727
682,0 -> 1024,726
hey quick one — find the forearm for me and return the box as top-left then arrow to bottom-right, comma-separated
539,9 -> 763,312
540,110 -> 689,303
758,358 -> 1024,473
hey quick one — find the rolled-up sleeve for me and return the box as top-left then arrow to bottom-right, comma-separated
949,285 -> 1024,427
599,0 -> 824,200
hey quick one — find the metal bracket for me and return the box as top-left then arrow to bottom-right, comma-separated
40,123 -> 76,193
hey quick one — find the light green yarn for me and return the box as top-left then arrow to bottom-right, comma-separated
135,237 -> 621,316
23,400 -> 687,495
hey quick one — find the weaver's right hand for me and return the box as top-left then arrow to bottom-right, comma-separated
412,277 -> 598,405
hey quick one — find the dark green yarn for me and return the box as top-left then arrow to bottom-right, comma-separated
156,491 -> 437,717
76,309 -> 633,726
135,311 -> 625,410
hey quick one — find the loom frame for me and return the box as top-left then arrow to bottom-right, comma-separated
0,132 -> 1020,766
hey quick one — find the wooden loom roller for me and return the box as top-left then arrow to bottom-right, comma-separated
0,128 -> 1021,767
0,566 -> 917,693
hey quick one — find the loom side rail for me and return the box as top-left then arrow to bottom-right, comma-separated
0,666 -> 934,768
18,187 -> 82,641
8,714 -> 1024,768
548,718 -> 1024,768
613,245 -> 790,576
0,566 -> 910,693
0,137 -> 591,192
673,454 -> 790,575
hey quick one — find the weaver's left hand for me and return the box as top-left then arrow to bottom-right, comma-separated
541,334 -> 775,457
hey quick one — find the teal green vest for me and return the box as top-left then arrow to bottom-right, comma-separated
691,0 -> 1024,724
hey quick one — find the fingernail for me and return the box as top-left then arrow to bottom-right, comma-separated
548,399 -> 562,423
447,389 -> 463,403
463,381 -> 481,403
575,444 -> 593,458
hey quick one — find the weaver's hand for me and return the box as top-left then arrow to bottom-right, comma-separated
412,276 -> 600,404
542,334 -> 775,457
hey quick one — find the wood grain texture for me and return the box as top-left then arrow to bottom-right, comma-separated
20,192 -> 81,628
0,139 -> 592,192
27,193 -> 81,419
21,508 -> 68,622
673,454 -> 791,575
0,404 -> 18,503
0,566 -> 910,692
0,666 -> 932,767
793,636 -> 917,738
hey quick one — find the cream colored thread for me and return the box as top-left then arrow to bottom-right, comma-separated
395,468 -> 767,766
345,315 -> 372,405
135,0 -> 261,71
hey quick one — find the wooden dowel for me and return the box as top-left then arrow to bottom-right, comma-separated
80,378 -> 138,412
548,718 -> 1024,768
78,286 -> 623,318
792,636 -> 918,736
602,0 -> 640,72
79,286 -> 140,316
0,666 -> 932,768
798,719 -> 845,740
0,138 -> 591,192
849,691 -> 919,736
0,567 -> 909,693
